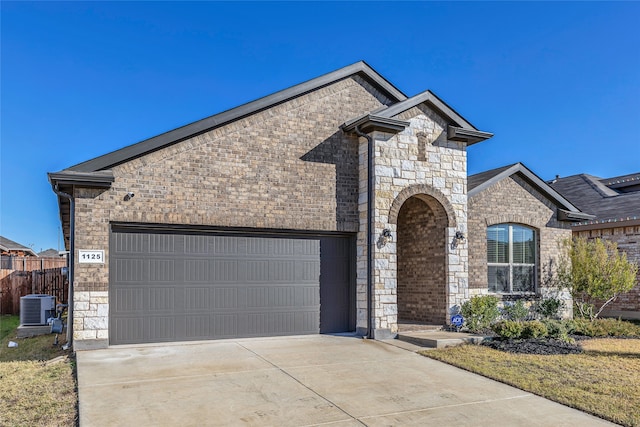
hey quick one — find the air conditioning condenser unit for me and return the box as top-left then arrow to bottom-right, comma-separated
20,294 -> 56,326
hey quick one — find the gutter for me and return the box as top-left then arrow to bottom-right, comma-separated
51,184 -> 75,346
354,125 -> 375,339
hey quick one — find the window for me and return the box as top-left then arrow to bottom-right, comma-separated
487,224 -> 536,293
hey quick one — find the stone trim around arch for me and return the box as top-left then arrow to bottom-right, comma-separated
388,184 -> 457,228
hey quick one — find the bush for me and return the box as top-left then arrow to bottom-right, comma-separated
502,300 -> 530,321
535,297 -> 565,320
522,320 -> 548,339
461,295 -> 500,332
541,319 -> 572,342
568,318 -> 640,337
492,320 -> 525,339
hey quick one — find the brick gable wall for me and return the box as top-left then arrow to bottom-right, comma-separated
468,175 -> 572,296
71,76 -> 391,341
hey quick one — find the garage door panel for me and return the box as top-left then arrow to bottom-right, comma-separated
110,229 -> 354,344
212,288 -> 238,310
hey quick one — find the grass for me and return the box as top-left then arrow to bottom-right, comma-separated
421,338 -> 640,427
0,315 -> 78,426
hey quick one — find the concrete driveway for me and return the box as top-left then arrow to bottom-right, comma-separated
76,335 -> 614,426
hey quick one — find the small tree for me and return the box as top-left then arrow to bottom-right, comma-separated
559,237 -> 638,320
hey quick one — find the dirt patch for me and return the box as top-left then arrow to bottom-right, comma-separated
482,338 -> 583,355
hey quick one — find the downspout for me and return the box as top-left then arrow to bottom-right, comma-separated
354,125 -> 374,339
52,184 -> 75,346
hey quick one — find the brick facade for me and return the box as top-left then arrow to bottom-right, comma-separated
53,64 -> 492,348
70,76 -> 391,344
468,174 -> 573,310
397,197 -> 447,323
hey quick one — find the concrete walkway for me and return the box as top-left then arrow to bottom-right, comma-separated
76,335 -> 616,426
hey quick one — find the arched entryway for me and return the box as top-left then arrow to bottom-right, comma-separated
396,195 -> 449,325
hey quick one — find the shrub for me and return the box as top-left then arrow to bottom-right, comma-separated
492,320 -> 525,339
522,320 -> 548,339
461,295 -> 501,332
541,319 -> 572,342
568,318 -> 640,337
502,300 -> 530,321
535,297 -> 565,320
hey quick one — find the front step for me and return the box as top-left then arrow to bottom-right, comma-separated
397,330 -> 489,349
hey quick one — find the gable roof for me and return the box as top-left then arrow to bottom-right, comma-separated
468,163 -> 593,222
60,61 -> 407,174
549,173 -> 640,226
0,236 -> 38,257
341,89 -> 493,145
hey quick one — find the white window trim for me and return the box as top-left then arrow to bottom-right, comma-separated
487,224 -> 537,295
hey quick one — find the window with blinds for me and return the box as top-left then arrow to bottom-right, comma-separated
487,224 -> 536,293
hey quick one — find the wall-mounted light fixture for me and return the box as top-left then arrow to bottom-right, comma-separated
377,228 -> 393,248
450,231 -> 466,250
123,192 -> 135,201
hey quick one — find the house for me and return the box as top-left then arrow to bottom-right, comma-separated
467,163 -> 593,316
550,172 -> 640,319
0,236 -> 37,257
49,61 -> 498,350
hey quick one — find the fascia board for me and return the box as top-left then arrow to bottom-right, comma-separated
340,115 -> 409,133
48,170 -> 114,188
447,126 -> 494,145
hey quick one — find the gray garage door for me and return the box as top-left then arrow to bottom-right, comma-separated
110,227 -> 355,345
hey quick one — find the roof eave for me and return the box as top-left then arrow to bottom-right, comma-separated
447,126 -> 494,145
557,209 -> 596,222
48,170 -> 115,188
340,115 -> 410,134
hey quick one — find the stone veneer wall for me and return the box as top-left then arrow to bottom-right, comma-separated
468,175 -> 572,306
357,105 -> 469,338
70,76 -> 393,346
397,197 -> 448,323
575,224 -> 640,319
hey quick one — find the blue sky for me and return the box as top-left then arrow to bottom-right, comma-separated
1,1 -> 639,253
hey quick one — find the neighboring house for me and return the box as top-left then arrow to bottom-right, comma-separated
49,61 -> 495,350
38,249 -> 64,258
0,236 -> 37,257
467,163 -> 593,315
550,172 -> 640,319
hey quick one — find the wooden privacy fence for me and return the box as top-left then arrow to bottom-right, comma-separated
0,267 -> 69,315
1,255 -> 67,271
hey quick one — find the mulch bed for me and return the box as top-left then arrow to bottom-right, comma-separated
481,338 -> 583,355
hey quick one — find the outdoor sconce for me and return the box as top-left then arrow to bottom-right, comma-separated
377,228 -> 393,248
123,191 -> 135,201
451,231 -> 466,250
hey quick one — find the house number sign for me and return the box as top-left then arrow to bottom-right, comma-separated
78,250 -> 105,264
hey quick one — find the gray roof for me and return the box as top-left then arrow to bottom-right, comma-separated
0,235 -> 38,256
549,173 -> 640,225
468,163 -> 593,222
38,248 -> 63,257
